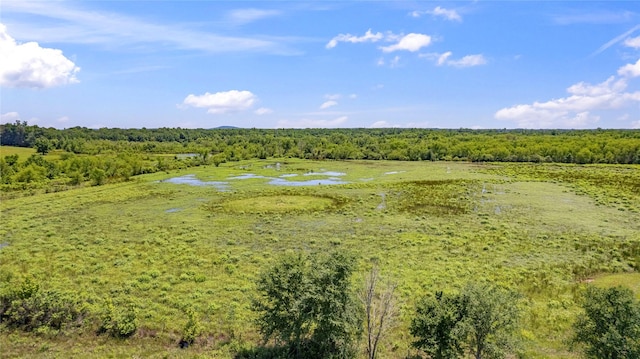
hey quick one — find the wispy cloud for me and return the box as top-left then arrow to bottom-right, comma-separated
320,100 -> 338,110
591,24 -> 640,56
411,7 -> 462,22
2,1 -> 291,54
552,10 -> 635,25
326,29 -> 384,49
421,52 -> 487,67
624,36 -> 640,49
254,107 -> 273,115
327,29 -> 432,54
227,8 -> 281,25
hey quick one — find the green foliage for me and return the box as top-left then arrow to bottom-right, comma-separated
98,298 -> 138,338
181,307 -> 202,345
573,286 -> 640,359
34,138 -> 52,155
252,251 -> 361,359
0,277 -> 86,333
1,158 -> 639,357
411,291 -> 466,359
460,283 -> 521,359
411,283 -> 521,359
90,168 -> 106,186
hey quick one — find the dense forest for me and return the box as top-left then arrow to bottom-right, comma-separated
1,121 -> 639,194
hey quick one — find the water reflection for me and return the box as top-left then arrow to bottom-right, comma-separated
159,175 -> 229,190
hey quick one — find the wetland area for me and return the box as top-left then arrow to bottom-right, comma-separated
1,157 -> 639,358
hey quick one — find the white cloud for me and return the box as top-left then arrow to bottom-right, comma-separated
326,29 -> 384,49
0,24 -> 79,89
381,33 -> 431,53
437,51 -> 452,65
227,8 -> 281,25
320,100 -> 338,109
423,51 -> 487,67
349,93 -> 357,99
324,94 -> 341,100
254,107 -> 273,115
592,24 -> 640,56
369,121 -> 393,128
277,116 -> 349,128
495,69 -> 640,128
56,116 -> 70,123
1,111 -> 21,123
624,36 -> 640,49
182,90 -> 257,114
431,7 -> 462,22
618,58 -> 640,78
411,7 -> 462,22
447,54 -> 487,67
632,120 -> 640,129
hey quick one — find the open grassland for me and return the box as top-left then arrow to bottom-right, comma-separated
1,159 -> 639,358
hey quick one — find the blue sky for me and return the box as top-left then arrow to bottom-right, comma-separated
1,1 -> 640,129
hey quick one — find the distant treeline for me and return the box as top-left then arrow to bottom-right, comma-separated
1,121 -> 639,164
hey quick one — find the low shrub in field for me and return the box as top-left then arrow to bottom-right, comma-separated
98,298 -> 138,338
0,277 -> 86,334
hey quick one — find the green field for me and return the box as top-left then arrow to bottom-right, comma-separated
1,159 -> 639,358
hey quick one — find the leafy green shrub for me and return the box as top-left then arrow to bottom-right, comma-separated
180,307 -> 202,345
252,251 -> 361,359
0,277 -> 86,333
98,298 -> 138,338
573,286 -> 640,358
411,282 -> 521,359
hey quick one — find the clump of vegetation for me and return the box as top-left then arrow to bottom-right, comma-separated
180,306 -> 202,347
252,251 -> 362,359
573,285 -> 640,358
98,297 -> 139,338
0,277 -> 86,334
411,282 -> 521,359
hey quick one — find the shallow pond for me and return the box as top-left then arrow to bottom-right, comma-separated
162,170 -> 350,188
268,178 -> 349,186
159,175 -> 229,190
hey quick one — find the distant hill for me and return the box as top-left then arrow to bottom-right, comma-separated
214,126 -> 239,129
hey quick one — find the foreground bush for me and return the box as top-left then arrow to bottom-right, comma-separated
573,286 -> 640,359
98,298 -> 138,338
252,251 -> 361,359
0,277 -> 86,334
411,282 -> 521,359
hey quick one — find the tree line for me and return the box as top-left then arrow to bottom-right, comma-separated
2,121 -> 639,164
2,251 -> 639,358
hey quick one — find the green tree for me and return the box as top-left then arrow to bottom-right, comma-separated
34,137 -> 52,155
410,283 -> 520,359
411,291 -> 466,359
573,286 -> 640,359
460,283 -> 521,359
252,251 -> 361,359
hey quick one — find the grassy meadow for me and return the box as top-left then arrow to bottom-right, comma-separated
1,158 -> 639,358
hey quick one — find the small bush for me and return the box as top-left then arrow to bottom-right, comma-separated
180,307 -> 202,346
98,298 -> 138,338
0,277 -> 86,333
